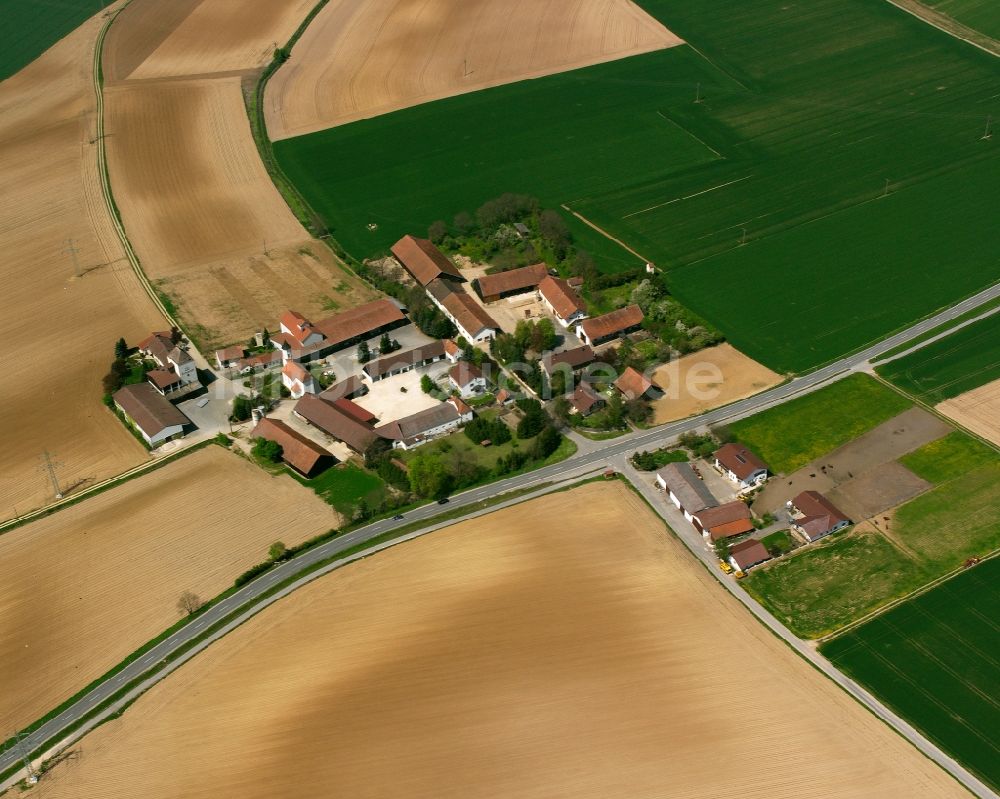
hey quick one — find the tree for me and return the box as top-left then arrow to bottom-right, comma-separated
357,341 -> 371,364
269,541 -> 287,561
421,374 -> 436,394
625,398 -> 652,424
529,318 -> 556,353
408,451 -> 451,498
532,425 -> 561,459
428,219 -> 448,243
114,337 -> 128,360
453,210 -> 475,234
571,250 -> 598,284
606,392 -> 625,429
516,400 -> 548,439
538,209 -> 572,259
176,591 -> 202,616
364,436 -> 392,469
550,396 -> 571,426
252,437 -> 283,463
379,332 -> 393,354
630,279 -> 661,312
231,394 -> 253,422
170,327 -> 182,344
261,328 -> 271,345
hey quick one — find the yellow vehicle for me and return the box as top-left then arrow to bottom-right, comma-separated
735,570 -> 747,579
718,560 -> 734,574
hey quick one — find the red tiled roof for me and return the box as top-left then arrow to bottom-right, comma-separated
252,418 -> 333,477
319,375 -> 367,401
539,275 -> 586,320
793,491 -> 849,540
215,345 -> 245,363
578,305 -> 644,342
441,292 -> 499,338
113,383 -> 187,436
147,369 -> 181,390
364,341 -> 445,379
729,538 -> 771,570
448,396 -> 472,415
312,299 -> 406,350
391,235 -> 464,286
715,443 -> 769,480
694,500 -> 753,541
238,350 -> 282,370
475,263 -> 548,299
332,398 -> 377,424
443,339 -> 460,356
614,366 -> 655,400
282,360 -> 311,383
570,382 -> 604,414
542,345 -> 595,374
449,360 -> 484,386
295,395 -> 381,453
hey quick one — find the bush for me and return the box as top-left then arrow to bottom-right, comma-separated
252,437 -> 283,463
464,416 -> 511,445
532,425 -> 561,459
231,395 -> 253,422
516,399 -> 549,439
234,561 -> 274,587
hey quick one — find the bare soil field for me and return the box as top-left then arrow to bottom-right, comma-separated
651,343 -> 782,424
0,7 -> 166,521
102,0 -> 316,82
40,483 -> 964,799
937,377 -> 1000,446
754,407 -> 950,516
264,0 -> 683,139
101,0 -> 378,349
0,445 -> 337,732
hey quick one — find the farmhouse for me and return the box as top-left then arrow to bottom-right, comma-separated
728,539 -> 772,572
281,360 -> 317,399
237,350 -> 282,373
214,345 -> 245,369
692,500 -> 754,541
294,394 -> 382,454
496,388 -> 515,406
714,443 -> 769,491
251,417 -> 334,477
441,290 -> 501,343
473,263 -> 549,303
656,462 -> 717,522
275,299 -> 407,362
363,341 -> 446,381
391,235 -> 464,287
570,382 -> 605,416
576,305 -> 644,346
614,366 -> 659,400
449,361 -> 487,398
137,331 -> 176,364
443,338 -> 461,362
538,275 -> 587,328
377,398 -> 473,449
789,490 -> 851,542
541,345 -> 596,379
113,383 -> 189,447
138,331 -> 200,397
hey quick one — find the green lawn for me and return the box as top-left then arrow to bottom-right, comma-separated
899,430 -> 999,484
729,374 -> 912,474
743,529 -> 929,638
821,556 -> 1000,790
0,0 -> 114,82
292,463 -> 386,516
760,529 -> 794,555
922,0 -> 1000,38
876,311 -> 1000,402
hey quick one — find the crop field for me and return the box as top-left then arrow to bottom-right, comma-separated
38,482 -> 966,798
0,0 -> 113,82
876,311 -> 1000,402
729,374 -> 913,474
821,555 -> 1000,790
938,378 -> 1000,447
0,445 -> 336,732
899,430 -> 999,484
920,0 -> 1000,39
276,0 -> 1000,372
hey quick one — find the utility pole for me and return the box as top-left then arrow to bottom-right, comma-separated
883,178 -> 890,198
983,115 -> 993,141
694,82 -> 703,104
14,732 -> 39,785
64,238 -> 82,278
740,228 -> 747,246
41,450 -> 63,500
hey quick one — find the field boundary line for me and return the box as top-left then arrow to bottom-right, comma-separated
560,205 -> 652,264
884,0 -> 1000,57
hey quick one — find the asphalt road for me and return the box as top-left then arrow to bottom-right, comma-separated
5,280 -> 1000,796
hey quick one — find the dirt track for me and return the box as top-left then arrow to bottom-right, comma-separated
264,0 -> 682,139
0,6 -> 165,520
0,446 -> 337,732
39,483 -> 965,798
101,0 -> 377,349
938,378 -> 1000,446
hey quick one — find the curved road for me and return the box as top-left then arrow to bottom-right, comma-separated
5,279 -> 1000,796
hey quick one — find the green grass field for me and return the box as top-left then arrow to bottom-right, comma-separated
876,311 -> 1000,402
922,0 -> 1000,39
0,0 -> 113,82
293,463 -> 386,516
821,556 -> 1000,790
899,430 -> 999,483
729,374 -> 912,474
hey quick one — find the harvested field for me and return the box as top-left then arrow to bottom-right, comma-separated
265,0 -> 682,139
0,445 -> 337,732
102,0 -> 315,82
40,483 -> 965,799
100,0 -> 378,349
937,377 -> 1000,447
753,406 -> 950,514
0,8 -> 166,520
650,343 -> 781,424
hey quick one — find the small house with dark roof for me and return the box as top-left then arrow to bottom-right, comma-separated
570,382 -> 605,417
714,443 -> 769,491
789,490 -> 851,542
113,383 -> 190,447
449,361 -> 487,398
613,366 -> 659,401
656,462 -> 717,522
541,345 -> 596,379
252,418 -> 335,477
728,539 -> 772,572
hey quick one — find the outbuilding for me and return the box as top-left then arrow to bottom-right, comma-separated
728,539 -> 772,572
113,383 -> 189,447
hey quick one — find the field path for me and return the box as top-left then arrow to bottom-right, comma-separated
886,0 -> 1000,56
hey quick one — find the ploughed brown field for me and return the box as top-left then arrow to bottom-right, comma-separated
41,483 -> 964,798
937,377 -> 1000,447
0,446 -> 336,732
264,0 -> 683,139
101,0 -> 378,350
0,8 -> 165,520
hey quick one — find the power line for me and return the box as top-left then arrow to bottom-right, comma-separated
13,731 -> 38,785
41,450 -> 63,500
64,238 -> 82,278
